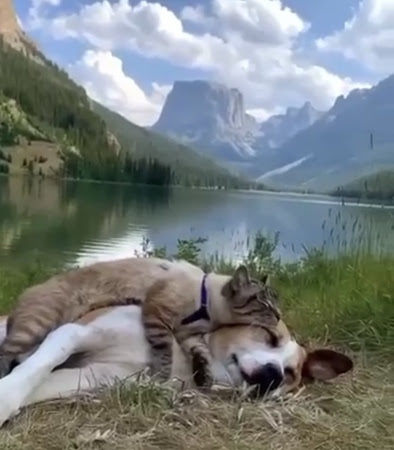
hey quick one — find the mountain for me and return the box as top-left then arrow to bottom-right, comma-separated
0,2 -> 251,189
152,80 -> 260,163
151,80 -> 323,175
257,77 -> 394,191
258,102 -> 323,149
0,0 -> 41,62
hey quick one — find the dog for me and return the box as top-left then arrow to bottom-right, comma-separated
0,302 -> 353,427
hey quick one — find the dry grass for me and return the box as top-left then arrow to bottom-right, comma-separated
3,140 -> 62,176
0,360 -> 392,450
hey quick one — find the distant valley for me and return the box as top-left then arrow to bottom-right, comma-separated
151,80 -> 323,178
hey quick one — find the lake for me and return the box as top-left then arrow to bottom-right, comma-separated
0,176 -> 393,268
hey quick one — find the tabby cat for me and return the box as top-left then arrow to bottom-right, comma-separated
0,257 -> 280,387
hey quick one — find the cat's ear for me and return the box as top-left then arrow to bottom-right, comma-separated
229,265 -> 251,292
260,273 -> 271,286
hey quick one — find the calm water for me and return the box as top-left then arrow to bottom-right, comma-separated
0,176 -> 393,268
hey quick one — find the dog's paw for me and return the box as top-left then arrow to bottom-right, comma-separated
0,403 -> 21,428
0,379 -> 23,427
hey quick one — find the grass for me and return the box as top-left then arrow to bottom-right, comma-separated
1,368 -> 393,450
0,230 -> 393,449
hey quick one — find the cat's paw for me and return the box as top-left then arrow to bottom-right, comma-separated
191,353 -> 214,389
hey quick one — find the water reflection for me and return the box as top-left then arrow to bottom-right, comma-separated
0,176 -> 393,268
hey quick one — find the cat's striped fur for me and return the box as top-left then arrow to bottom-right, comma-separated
0,257 -> 281,386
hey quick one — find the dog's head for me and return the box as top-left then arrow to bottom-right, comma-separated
221,265 -> 281,325
208,320 -> 353,397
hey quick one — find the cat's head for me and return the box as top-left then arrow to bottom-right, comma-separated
221,265 -> 281,326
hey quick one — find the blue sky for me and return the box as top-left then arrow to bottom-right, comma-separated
13,1 -> 393,125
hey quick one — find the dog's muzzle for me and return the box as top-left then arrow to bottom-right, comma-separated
232,354 -> 283,396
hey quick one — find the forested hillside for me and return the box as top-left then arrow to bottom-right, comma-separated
93,101 -> 251,188
0,37 -> 250,188
0,39 -> 109,155
331,170 -> 394,202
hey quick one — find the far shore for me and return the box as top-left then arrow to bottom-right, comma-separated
1,173 -> 393,209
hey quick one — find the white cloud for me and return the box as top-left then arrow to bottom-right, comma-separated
149,82 -> 172,107
50,0 -> 234,70
35,0 -> 369,118
180,4 -> 208,24
28,0 -> 62,29
16,14 -> 23,29
69,50 -> 168,126
247,107 -> 284,122
210,0 -> 309,45
317,0 -> 394,74
181,0 -> 308,45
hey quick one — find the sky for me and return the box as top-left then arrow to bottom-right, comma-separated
13,0 -> 394,126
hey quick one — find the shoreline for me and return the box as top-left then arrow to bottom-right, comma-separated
2,173 -> 393,209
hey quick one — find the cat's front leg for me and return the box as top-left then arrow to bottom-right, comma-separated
180,334 -> 214,389
143,316 -> 174,382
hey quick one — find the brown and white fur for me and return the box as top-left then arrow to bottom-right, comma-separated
0,304 -> 353,428
0,257 -> 280,387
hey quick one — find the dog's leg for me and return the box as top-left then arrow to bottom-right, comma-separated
0,323 -> 95,427
24,363 -> 133,406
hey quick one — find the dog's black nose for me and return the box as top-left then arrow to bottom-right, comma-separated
243,363 -> 283,396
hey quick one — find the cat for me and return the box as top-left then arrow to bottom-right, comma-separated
0,257 -> 280,387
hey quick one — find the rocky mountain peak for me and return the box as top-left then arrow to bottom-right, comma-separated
0,0 -> 19,34
152,80 -> 259,161
151,79 -> 327,170
0,0 -> 40,59
155,80 -> 250,131
258,101 -> 323,149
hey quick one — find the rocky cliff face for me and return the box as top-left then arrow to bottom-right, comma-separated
152,80 -> 260,162
0,0 -> 40,59
258,101 -> 324,149
151,80 -> 324,171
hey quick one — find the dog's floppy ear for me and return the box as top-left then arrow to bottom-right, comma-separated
302,349 -> 354,381
229,265 -> 251,292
